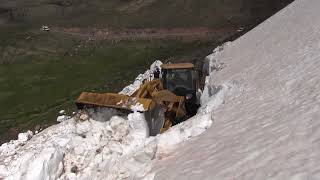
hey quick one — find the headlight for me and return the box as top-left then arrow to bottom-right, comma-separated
186,94 -> 193,100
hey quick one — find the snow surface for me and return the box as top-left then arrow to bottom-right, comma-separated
0,60 -> 213,180
148,0 -> 320,179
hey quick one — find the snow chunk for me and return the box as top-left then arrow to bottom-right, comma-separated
130,103 -> 145,112
59,110 -> 65,114
127,112 -> 149,144
25,147 -> 64,180
56,115 -> 71,122
18,130 -> 33,142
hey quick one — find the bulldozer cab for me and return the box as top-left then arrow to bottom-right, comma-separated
161,63 -> 197,95
161,63 -> 200,117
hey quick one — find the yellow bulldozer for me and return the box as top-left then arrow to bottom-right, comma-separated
75,63 -> 200,135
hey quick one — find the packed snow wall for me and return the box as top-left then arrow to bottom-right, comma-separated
150,0 -> 320,179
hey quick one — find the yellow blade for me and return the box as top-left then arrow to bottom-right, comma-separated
75,92 -> 154,112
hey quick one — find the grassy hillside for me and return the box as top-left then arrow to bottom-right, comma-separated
1,0 -> 293,28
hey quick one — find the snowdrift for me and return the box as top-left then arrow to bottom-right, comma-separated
149,0 -> 320,179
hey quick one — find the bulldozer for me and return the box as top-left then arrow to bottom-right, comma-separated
75,63 -> 200,136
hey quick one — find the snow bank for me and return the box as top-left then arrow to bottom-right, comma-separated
0,111 -> 150,180
150,0 -> 320,179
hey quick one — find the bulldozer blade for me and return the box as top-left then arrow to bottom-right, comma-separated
75,92 -> 155,112
76,92 -> 166,136
144,104 -> 165,136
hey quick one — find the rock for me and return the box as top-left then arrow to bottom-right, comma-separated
59,110 -> 66,115
34,125 -> 41,132
71,166 -> 78,173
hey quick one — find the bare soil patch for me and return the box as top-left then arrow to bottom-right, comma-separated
52,26 -> 240,42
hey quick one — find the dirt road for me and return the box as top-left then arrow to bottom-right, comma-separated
52,26 -> 242,42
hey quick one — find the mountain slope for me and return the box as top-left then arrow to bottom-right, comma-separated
0,0 -> 293,28
150,0 -> 320,179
